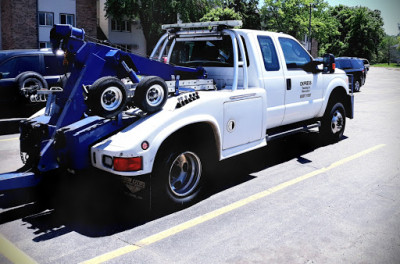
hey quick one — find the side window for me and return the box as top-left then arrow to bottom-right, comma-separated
14,56 -> 41,75
278,37 -> 311,69
0,59 -> 17,78
257,36 -> 279,71
44,55 -> 64,75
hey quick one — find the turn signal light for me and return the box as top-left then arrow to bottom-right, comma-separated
113,157 -> 143,171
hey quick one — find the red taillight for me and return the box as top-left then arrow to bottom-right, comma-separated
113,157 -> 143,171
332,63 -> 336,70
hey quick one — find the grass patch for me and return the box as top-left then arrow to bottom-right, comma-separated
372,63 -> 400,68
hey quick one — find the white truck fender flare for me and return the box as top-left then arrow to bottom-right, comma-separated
148,114 -> 221,170
318,77 -> 349,117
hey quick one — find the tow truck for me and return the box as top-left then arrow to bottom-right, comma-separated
0,21 -> 353,208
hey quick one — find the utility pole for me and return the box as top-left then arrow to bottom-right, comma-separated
308,3 -> 316,54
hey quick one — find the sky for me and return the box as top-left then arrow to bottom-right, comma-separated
325,0 -> 400,36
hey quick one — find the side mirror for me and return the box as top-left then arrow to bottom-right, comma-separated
302,60 -> 322,73
323,53 -> 335,73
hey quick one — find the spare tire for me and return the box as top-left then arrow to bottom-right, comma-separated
134,76 -> 168,113
86,76 -> 128,118
16,71 -> 48,98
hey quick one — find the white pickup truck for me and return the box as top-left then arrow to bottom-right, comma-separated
90,21 -> 353,207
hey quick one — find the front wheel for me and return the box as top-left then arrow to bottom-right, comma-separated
320,102 -> 346,143
153,144 -> 204,209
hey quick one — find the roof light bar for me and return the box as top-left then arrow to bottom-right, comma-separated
162,20 -> 242,30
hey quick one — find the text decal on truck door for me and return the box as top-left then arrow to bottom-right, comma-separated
300,80 -> 312,98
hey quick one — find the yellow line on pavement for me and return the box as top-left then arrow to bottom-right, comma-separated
80,144 -> 386,264
0,137 -> 18,142
0,234 -> 37,264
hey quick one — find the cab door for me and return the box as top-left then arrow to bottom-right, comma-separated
277,37 -> 323,125
257,35 -> 286,129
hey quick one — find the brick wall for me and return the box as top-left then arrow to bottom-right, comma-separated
1,0 -> 38,50
76,0 -> 97,38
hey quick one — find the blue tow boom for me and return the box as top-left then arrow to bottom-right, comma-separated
0,24 -> 205,191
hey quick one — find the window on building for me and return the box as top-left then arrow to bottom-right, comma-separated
111,19 -> 131,32
39,42 -> 51,49
114,44 -> 131,52
38,12 -> 54,26
60,13 -> 75,26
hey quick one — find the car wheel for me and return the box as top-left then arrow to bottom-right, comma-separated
133,76 -> 168,113
16,71 -> 48,99
320,102 -> 346,143
86,76 -> 128,118
153,143 -> 204,210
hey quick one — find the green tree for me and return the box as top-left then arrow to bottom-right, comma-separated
260,0 -> 339,56
377,35 -> 398,64
224,0 -> 261,29
104,0 -> 212,54
327,5 -> 385,61
200,7 -> 242,22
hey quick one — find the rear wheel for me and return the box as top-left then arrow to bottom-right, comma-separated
153,143 -> 204,209
86,76 -> 128,118
16,72 -> 48,101
320,102 -> 346,143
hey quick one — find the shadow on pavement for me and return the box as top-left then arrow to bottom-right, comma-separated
0,131 -> 344,241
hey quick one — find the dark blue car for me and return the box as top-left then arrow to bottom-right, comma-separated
0,49 -> 66,104
335,57 -> 366,92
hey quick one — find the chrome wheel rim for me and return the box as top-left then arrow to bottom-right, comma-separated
331,110 -> 344,134
21,78 -> 41,96
168,151 -> 202,197
146,84 -> 164,107
101,86 -> 123,111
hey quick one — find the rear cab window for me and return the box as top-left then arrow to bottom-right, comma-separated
169,35 -> 249,67
258,36 -> 280,71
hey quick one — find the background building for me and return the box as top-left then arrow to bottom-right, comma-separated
0,0 -> 97,50
97,0 -> 146,56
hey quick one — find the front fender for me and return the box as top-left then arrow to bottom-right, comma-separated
318,73 -> 350,118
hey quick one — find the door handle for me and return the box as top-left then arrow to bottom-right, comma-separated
286,78 -> 291,90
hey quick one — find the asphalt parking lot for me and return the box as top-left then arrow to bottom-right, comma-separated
0,67 -> 399,263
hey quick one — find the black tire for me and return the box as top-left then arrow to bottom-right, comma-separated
152,143 -> 205,210
16,71 -> 48,98
354,79 -> 361,92
134,76 -> 168,113
86,76 -> 128,118
320,102 -> 346,143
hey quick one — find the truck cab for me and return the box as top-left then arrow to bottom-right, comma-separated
90,21 -> 352,206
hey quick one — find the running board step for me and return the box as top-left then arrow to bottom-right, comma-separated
267,122 -> 320,142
